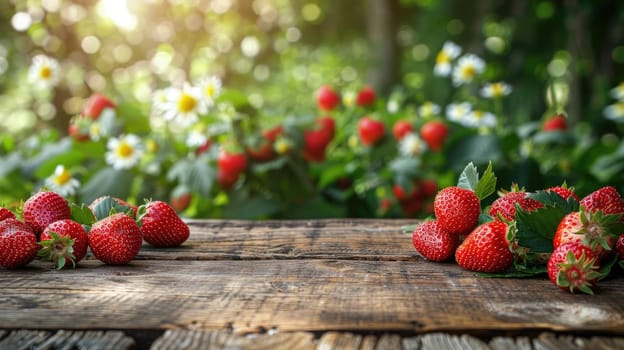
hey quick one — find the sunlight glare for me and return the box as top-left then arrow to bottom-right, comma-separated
97,0 -> 138,31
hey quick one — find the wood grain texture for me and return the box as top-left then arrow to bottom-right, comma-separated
0,330 -> 135,350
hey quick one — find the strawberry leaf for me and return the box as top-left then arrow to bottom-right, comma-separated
474,161 -> 497,201
457,162 -> 478,192
71,203 -> 96,226
599,254 -> 618,281
515,203 -> 570,253
92,197 -> 133,221
526,190 -> 578,212
476,265 -> 546,278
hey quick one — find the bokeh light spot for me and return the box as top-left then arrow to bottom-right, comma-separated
81,36 -> 101,54
11,12 -> 32,32
302,3 -> 322,22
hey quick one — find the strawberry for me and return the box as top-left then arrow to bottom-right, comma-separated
89,195 -> 138,220
357,116 -> 385,146
38,219 -> 88,269
217,149 -> 247,177
419,179 -> 438,198
82,93 -> 115,119
217,168 -> 239,190
0,207 -> 16,222
22,191 -> 72,237
392,120 -> 413,141
420,120 -> 449,151
170,192 -> 192,212
579,186 -> 624,221
488,189 -> 543,222
455,221 -> 513,273
547,242 -> 601,294
195,140 -> 212,156
543,114 -> 567,132
546,185 -> 579,201
302,117 -> 335,162
0,218 -> 38,268
88,212 -> 143,265
139,201 -> 190,247
316,85 -> 340,111
68,116 -> 91,142
616,233 -> 624,261
553,209 -> 621,260
412,220 -> 458,262
355,86 -> 376,107
433,186 -> 481,236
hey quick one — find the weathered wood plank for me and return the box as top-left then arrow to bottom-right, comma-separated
0,329 -> 136,350
1,259 -> 623,335
137,219 -> 418,261
149,329 -> 315,350
0,330 -> 50,350
489,336 -> 533,350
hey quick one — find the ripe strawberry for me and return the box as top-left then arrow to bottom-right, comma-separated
419,179 -> 438,198
217,150 -> 247,177
139,201 -> 190,247
195,140 -> 212,156
88,213 -> 143,265
553,209 -> 620,260
0,218 -> 38,268
616,234 -> 624,261
579,186 -> 624,221
489,190 -> 543,222
547,242 -> 601,294
0,207 -> 16,222
82,93 -> 116,119
543,114 -> 567,132
392,120 -> 413,141
170,192 -> 192,212
39,219 -> 88,269
68,116 -> 91,142
434,186 -> 481,236
89,195 -> 138,219
546,185 -> 579,201
455,221 -> 513,273
302,117 -> 335,162
316,85 -> 340,111
355,86 -> 376,107
420,120 -> 449,151
217,168 -> 239,190
357,116 -> 385,146
22,191 -> 72,237
412,220 -> 458,262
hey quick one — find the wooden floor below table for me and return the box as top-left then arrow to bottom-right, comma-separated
1,219 -> 623,349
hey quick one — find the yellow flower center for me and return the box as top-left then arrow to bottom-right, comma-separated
461,65 -> 475,79
54,169 -> 71,186
178,93 -> 197,113
116,141 -> 134,158
39,66 -> 52,79
436,51 -> 450,65
146,140 -> 158,153
205,85 -> 215,98
491,83 -> 503,97
473,111 -> 484,119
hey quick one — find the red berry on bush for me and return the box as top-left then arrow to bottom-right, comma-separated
82,93 -> 116,119
358,116 -> 385,146
316,85 -> 340,111
420,120 -> 449,151
392,120 -> 413,141
217,150 -> 247,177
543,114 -> 567,132
356,86 -> 376,107
303,117 -> 335,162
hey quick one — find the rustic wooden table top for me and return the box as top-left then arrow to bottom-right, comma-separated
1,219 -> 623,350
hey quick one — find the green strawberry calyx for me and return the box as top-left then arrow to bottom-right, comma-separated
37,231 -> 76,270
577,206 -> 623,251
556,250 -> 603,295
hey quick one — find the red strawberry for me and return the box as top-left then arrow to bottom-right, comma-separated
88,213 -> 143,265
22,191 -> 72,237
316,85 -> 340,111
420,120 -> 449,151
302,117 -> 335,162
217,168 -> 239,190
170,192 -> 192,212
553,209 -> 620,260
82,93 -> 115,119
547,242 -> 601,294
412,220 -> 458,262
419,179 -> 438,198
139,201 -> 190,247
392,120 -> 413,141
195,140 -> 212,156
546,185 -> 579,201
433,186 -> 481,236
217,150 -> 247,177
356,86 -> 376,107
0,218 -> 38,269
39,219 -> 88,269
616,233 -> 624,260
357,116 -> 385,146
543,114 -> 567,132
579,186 -> 624,221
89,195 -> 138,219
0,207 -> 16,222
455,221 -> 513,273
68,116 -> 91,142
489,190 -> 543,222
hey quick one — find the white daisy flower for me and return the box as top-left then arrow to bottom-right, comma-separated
105,134 -> 144,170
418,101 -> 441,118
434,41 -> 461,77
446,102 -> 472,124
186,129 -> 209,148
45,165 -> 80,197
28,55 -> 61,88
604,102 -> 624,122
465,110 -> 497,128
197,75 -> 222,104
609,82 -> 624,101
399,132 -> 427,157
162,84 -> 208,128
151,87 -> 175,114
452,54 -> 485,86
480,82 -> 512,98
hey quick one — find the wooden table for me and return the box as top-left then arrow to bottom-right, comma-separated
1,219 -> 624,350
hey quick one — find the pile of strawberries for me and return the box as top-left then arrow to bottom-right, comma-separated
411,162 -> 624,294
0,191 -> 190,269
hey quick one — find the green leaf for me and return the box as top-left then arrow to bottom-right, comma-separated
389,157 -> 421,177
526,190 -> 578,212
474,161 -> 497,200
457,162 -> 479,191
598,254 -> 618,281
476,265 -> 547,278
90,196 -> 134,221
71,203 -> 96,226
116,101 -> 151,134
515,202 -> 571,253
80,168 -> 134,204
447,134 -> 502,171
